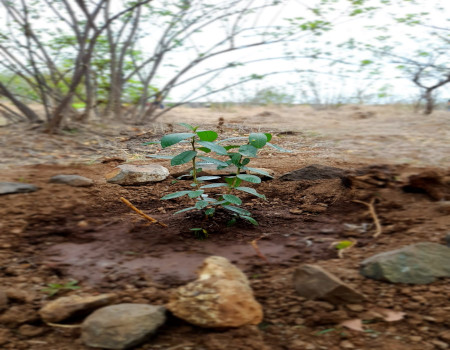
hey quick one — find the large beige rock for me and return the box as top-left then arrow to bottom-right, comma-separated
167,256 -> 263,328
39,294 -> 117,323
293,264 -> 365,304
106,164 -> 169,185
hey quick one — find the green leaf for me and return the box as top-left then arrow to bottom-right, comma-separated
178,122 -> 195,130
236,174 -> 261,183
244,167 -> 273,178
225,176 -> 242,187
264,133 -> 272,142
205,208 -> 215,216
196,130 -> 218,142
235,186 -> 266,199
188,190 -> 204,198
241,158 -> 251,166
161,133 -> 195,148
229,153 -> 242,166
239,144 -> 258,157
200,183 -> 228,189
143,141 -> 161,145
197,176 -> 221,181
147,155 -> 174,160
161,191 -> 190,200
198,147 -> 211,153
223,205 -> 251,216
195,200 -> 209,209
249,133 -> 268,148
335,240 -> 354,250
174,206 -> 196,214
266,142 -> 292,152
197,141 -> 228,155
241,215 -> 258,225
222,194 -> 242,205
171,150 -> 197,166
224,145 -> 240,150
198,157 -> 229,167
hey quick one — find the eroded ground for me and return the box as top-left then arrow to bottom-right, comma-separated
0,105 -> 449,350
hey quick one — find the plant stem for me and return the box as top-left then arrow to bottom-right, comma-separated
191,136 -> 199,190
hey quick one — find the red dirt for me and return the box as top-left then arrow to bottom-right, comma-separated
0,106 -> 449,350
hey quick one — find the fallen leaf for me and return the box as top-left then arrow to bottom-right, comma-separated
373,308 -> 406,322
340,319 -> 364,332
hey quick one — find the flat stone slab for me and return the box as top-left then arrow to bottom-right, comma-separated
0,182 -> 38,195
39,293 -> 117,323
360,242 -> 450,284
49,175 -> 94,187
293,264 -> 365,304
106,164 -> 169,185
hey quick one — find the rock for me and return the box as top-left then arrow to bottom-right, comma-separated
445,233 -> 450,247
0,306 -> 39,327
0,291 -> 8,311
18,324 -> 46,337
279,164 -> 346,181
0,182 -> 38,195
0,328 -> 11,346
49,174 -> 93,187
106,164 -> 169,185
39,293 -> 117,323
431,340 -> 449,350
346,304 -> 364,312
439,330 -> 450,342
404,170 -> 449,201
81,304 -> 166,350
167,256 -> 263,328
340,340 -> 355,349
436,201 -> 450,215
360,242 -> 450,284
293,264 -> 365,304
5,288 -> 35,303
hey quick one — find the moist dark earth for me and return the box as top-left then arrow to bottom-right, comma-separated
0,106 -> 449,350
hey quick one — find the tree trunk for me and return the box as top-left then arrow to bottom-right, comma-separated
424,89 -> 434,115
0,82 -> 41,123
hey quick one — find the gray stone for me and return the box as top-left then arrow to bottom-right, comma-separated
0,182 -> 38,195
280,164 -> 346,181
39,293 -> 117,323
106,164 -> 169,185
81,304 -> 166,349
49,174 -> 93,187
293,264 -> 365,304
360,242 -> 450,284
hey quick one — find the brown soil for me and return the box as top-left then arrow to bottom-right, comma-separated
0,105 -> 449,350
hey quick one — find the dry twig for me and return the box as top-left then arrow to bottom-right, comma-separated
120,197 -> 167,228
250,236 -> 270,263
353,198 -> 382,237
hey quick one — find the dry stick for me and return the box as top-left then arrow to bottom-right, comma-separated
250,236 -> 269,263
353,198 -> 382,238
120,197 -> 167,228
46,322 -> 81,328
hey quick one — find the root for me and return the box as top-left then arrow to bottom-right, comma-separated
250,235 -> 270,263
120,197 -> 167,228
353,198 -> 382,238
